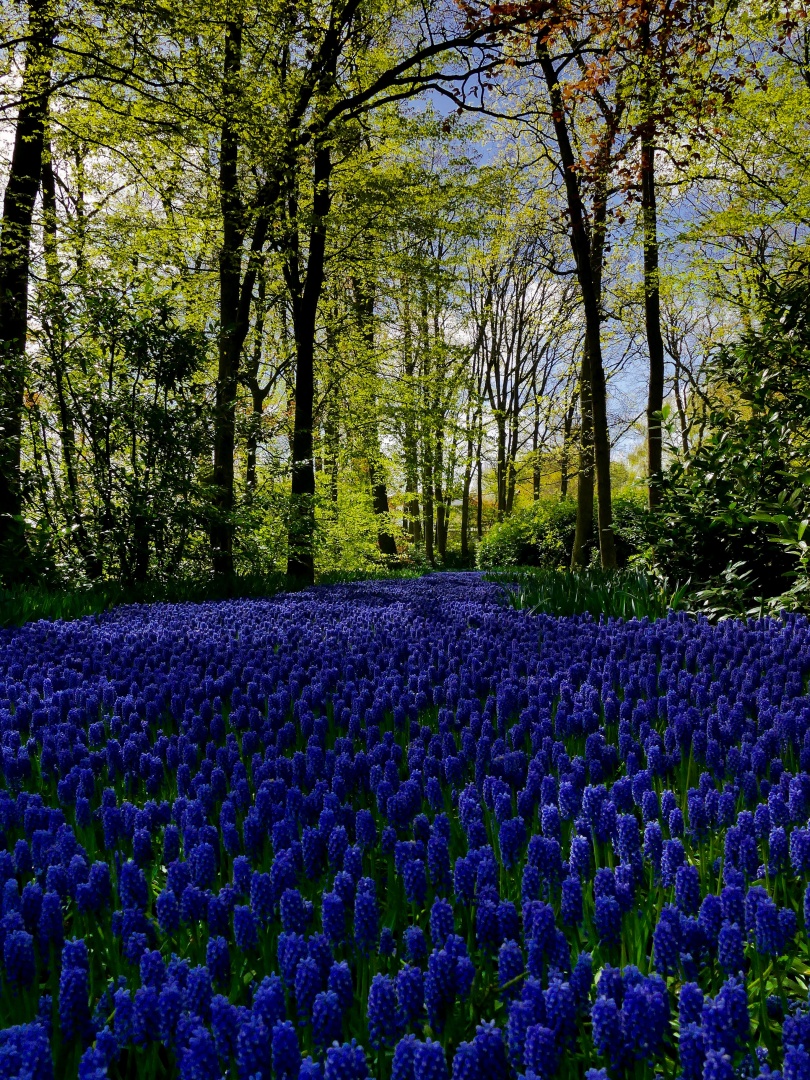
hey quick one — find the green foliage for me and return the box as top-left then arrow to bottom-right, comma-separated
0,567 -> 429,628
476,490 -> 651,570
15,283 -> 211,587
0,573 -> 288,628
653,267 -> 810,608
476,497 -> 578,568
611,488 -> 654,566
486,566 -> 689,620
314,483 -> 402,575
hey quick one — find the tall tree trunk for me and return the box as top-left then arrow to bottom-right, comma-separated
434,415 -> 445,559
476,423 -> 483,540
0,0 -> 55,577
673,355 -> 689,455
369,457 -> 397,556
461,419 -> 474,564
442,426 -> 457,555
287,147 -> 331,582
42,149 -> 101,578
570,345 -> 594,567
640,22 -> 665,510
421,367 -> 434,564
403,402 -> 420,541
539,43 -> 617,569
353,276 -> 397,557
324,395 -> 340,506
559,392 -> 576,498
418,286 -> 434,561
211,17 -> 245,581
404,438 -> 420,540
245,383 -> 266,495
505,407 -> 519,515
245,267 -> 266,494
532,395 -> 542,501
401,290 -> 420,540
495,414 -> 507,521
422,440 -> 434,564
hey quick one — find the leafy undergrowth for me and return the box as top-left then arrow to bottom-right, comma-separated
486,567 -> 690,621
0,568 -> 423,629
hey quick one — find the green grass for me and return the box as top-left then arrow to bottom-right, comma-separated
2,564 -> 684,629
485,566 -> 690,620
0,566 -> 427,628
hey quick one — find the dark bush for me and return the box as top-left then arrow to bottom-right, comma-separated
652,267 -> 810,602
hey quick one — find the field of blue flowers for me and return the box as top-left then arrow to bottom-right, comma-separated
2,573 -> 810,1080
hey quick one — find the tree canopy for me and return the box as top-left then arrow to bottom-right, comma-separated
2,0 -> 810,603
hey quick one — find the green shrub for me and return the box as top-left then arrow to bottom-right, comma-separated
652,269 -> 810,605
612,488 -> 654,567
486,566 -> 689,619
477,490 -> 651,570
476,498 -> 578,569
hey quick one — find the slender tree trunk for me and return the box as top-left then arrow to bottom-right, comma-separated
324,393 -> 340,505
505,409 -> 519,515
495,414 -> 507,520
570,344 -> 595,567
42,150 -> 101,578
434,414 -> 445,559
418,286 -> 434,561
354,277 -> 397,556
532,395 -> 541,501
442,427 -> 457,556
403,433 -> 420,541
422,442 -> 434,564
461,421 -> 474,564
211,18 -> 245,581
0,0 -> 55,576
401,295 -> 421,541
559,393 -> 576,498
421,380 -> 434,563
404,438 -> 420,540
72,147 -> 88,286
539,43 -> 617,569
369,458 -> 397,556
245,269 -> 266,494
476,423 -> 483,540
673,355 -> 689,454
287,147 -> 331,582
641,115 -> 665,508
245,384 -> 265,494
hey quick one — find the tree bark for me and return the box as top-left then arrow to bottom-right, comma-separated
559,392 -> 576,498
353,277 -> 397,557
532,394 -> 541,501
570,345 -> 595,567
442,426 -> 457,555
402,297 -> 421,542
286,147 -> 331,582
476,423 -> 483,540
245,268 -> 267,494
539,42 -> 617,569
461,417 -> 474,564
0,0 -> 55,577
422,448 -> 434,564
640,21 -> 665,510
434,414 -> 446,559
324,394 -> 340,506
673,355 -> 689,455
495,413 -> 507,520
211,17 -> 245,581
418,285 -> 434,562
42,149 -> 101,578
505,407 -> 519,515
